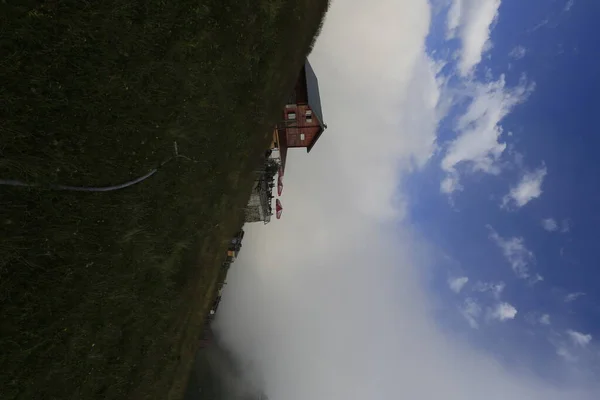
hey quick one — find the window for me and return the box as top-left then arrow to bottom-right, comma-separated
300,133 -> 305,141
287,112 -> 296,120
305,109 -> 313,123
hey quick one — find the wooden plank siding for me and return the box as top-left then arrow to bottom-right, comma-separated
283,104 -> 321,148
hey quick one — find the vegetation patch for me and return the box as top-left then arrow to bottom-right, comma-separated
0,1 -> 329,399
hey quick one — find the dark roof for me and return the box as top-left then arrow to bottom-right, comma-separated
304,60 -> 326,153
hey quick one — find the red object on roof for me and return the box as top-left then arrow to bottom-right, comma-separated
277,174 -> 283,196
276,199 -> 283,219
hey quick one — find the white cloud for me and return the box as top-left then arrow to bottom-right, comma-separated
524,312 -> 551,326
567,330 -> 592,347
461,297 -> 482,329
542,218 -> 558,232
528,18 -> 549,33
556,347 -> 577,362
530,273 -> 544,285
441,175 -> 462,194
565,292 -> 585,303
564,0 -> 575,12
213,1 -> 595,399
490,302 -> 518,321
449,276 -> 469,293
440,75 -> 533,194
502,166 -> 547,208
488,226 -> 534,279
543,218 -> 571,233
447,0 -> 502,76
509,45 -> 527,60
472,281 -> 505,299
540,314 -> 551,325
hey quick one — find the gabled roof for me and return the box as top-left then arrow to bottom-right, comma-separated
304,60 -> 326,153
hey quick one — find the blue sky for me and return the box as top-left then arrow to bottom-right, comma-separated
216,1 -> 600,399
405,0 -> 600,386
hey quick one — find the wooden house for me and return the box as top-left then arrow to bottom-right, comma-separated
271,59 -> 327,175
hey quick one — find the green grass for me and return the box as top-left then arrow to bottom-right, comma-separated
0,1 -> 329,399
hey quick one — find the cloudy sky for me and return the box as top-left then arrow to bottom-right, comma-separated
214,0 -> 600,399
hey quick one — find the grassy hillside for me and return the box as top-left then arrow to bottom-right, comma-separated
0,1 -> 329,399
184,332 -> 262,400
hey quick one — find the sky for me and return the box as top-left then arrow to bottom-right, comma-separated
213,0 -> 600,399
